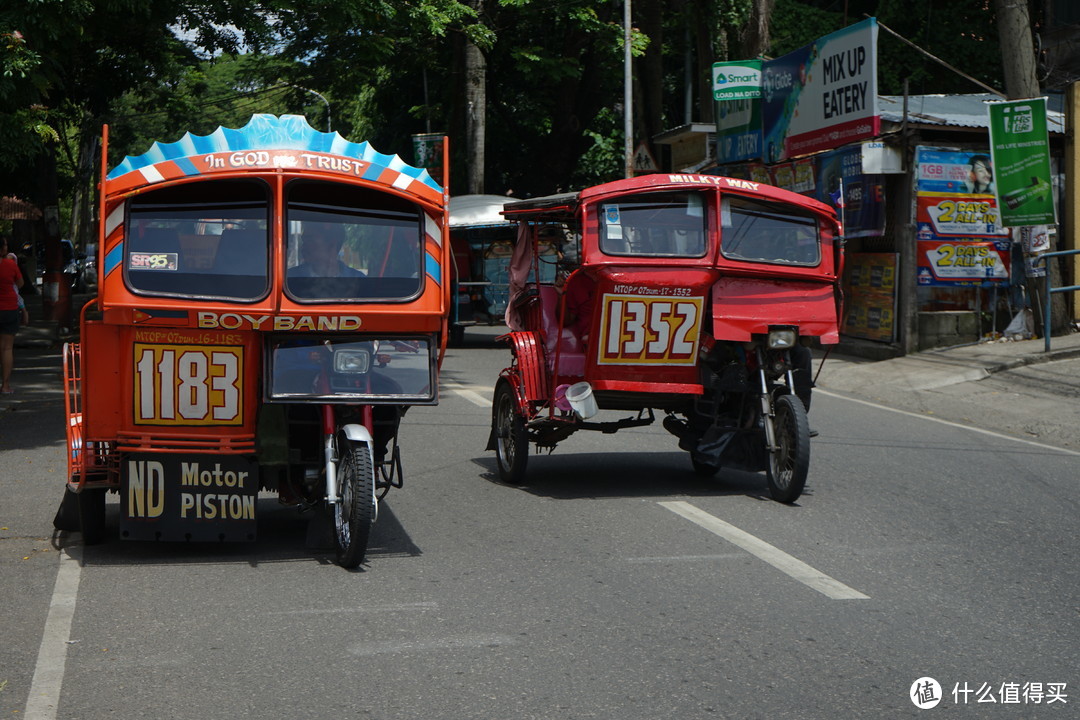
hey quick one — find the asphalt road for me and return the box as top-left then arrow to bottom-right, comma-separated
2,330 -> 1077,719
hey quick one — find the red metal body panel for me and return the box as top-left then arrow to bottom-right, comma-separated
711,277 -> 841,343
497,172 -> 843,406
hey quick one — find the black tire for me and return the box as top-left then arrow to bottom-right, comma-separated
78,488 -> 107,545
53,486 -> 81,531
690,457 -> 720,477
493,380 -> 529,484
766,394 -> 811,503
334,439 -> 376,568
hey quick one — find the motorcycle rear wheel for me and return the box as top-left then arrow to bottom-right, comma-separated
766,394 -> 810,503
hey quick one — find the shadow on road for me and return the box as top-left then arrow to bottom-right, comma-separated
470,451 -> 813,504
55,496 -> 422,569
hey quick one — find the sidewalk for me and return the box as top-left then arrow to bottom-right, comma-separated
815,329 -> 1080,395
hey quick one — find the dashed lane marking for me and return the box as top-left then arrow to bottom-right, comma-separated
659,501 -> 870,600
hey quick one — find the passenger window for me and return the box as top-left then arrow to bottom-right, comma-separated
126,179 -> 269,300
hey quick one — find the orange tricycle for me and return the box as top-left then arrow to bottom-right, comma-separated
54,114 -> 451,567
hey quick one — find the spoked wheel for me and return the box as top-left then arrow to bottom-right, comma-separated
334,438 -> 376,568
765,394 -> 811,503
493,380 -> 529,485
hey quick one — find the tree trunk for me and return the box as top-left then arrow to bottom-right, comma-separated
465,0 -> 487,194
740,0 -> 775,59
993,0 -> 1068,334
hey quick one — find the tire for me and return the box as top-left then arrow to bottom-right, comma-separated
766,394 -> 811,503
334,439 -> 376,568
78,488 -> 107,545
53,486 -> 81,531
493,380 -> 529,484
690,457 -> 720,477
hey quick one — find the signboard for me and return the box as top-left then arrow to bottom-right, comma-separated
120,453 -> 259,542
712,61 -> 762,101
761,18 -> 879,163
815,144 -> 885,238
714,60 -> 763,164
988,98 -> 1056,226
715,96 -> 763,163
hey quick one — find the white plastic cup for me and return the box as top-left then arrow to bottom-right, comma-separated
565,381 -> 598,419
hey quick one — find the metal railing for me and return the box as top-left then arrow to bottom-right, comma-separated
1036,248 -> 1080,352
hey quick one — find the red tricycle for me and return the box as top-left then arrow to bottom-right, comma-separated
487,173 -> 843,502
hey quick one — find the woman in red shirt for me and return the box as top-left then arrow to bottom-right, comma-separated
0,235 -> 25,394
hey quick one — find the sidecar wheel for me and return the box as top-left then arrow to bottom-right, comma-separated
335,439 -> 376,568
690,457 -> 720,477
766,394 -> 810,503
493,380 -> 529,484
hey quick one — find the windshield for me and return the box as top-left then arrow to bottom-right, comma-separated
597,191 -> 707,258
126,179 -> 269,300
285,180 -> 424,302
720,196 -> 820,266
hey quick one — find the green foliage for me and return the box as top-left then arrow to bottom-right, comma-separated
0,0 -> 1020,222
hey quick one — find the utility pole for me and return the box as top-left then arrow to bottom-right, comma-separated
992,0 -> 1067,334
465,0 -> 487,194
624,0 -> 633,179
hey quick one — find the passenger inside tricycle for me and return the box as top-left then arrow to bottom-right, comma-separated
489,174 -> 842,503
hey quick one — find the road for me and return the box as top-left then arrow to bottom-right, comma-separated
2,330 -> 1077,718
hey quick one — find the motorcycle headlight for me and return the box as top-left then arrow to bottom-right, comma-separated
333,348 -> 371,374
767,328 -> 797,350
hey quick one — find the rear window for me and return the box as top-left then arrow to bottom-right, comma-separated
285,180 -> 424,302
720,196 -> 820,266
125,179 -> 269,300
597,191 -> 708,258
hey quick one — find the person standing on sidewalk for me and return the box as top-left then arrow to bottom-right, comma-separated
0,234 -> 25,394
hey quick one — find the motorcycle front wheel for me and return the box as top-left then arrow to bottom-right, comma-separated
335,438 -> 376,568
765,394 -> 810,503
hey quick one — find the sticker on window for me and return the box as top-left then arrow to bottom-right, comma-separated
130,252 -> 179,271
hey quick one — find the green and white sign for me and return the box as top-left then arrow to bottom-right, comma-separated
712,61 -> 762,101
988,98 -> 1056,227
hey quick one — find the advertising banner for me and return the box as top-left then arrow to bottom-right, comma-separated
816,144 -> 885,238
714,60 -> 763,164
843,252 -> 897,342
914,146 -> 1011,286
916,239 -> 1011,286
761,18 -> 879,163
988,98 -> 1056,226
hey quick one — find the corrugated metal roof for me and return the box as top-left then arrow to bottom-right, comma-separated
878,94 -> 1065,134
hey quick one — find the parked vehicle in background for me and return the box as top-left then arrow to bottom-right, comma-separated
447,194 -> 560,343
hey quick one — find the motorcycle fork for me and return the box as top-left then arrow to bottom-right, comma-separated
755,348 -> 795,452
322,385 -> 374,506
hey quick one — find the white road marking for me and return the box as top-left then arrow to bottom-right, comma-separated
443,381 -> 492,408
816,388 -> 1080,457
659,501 -> 870,600
25,546 -> 83,720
